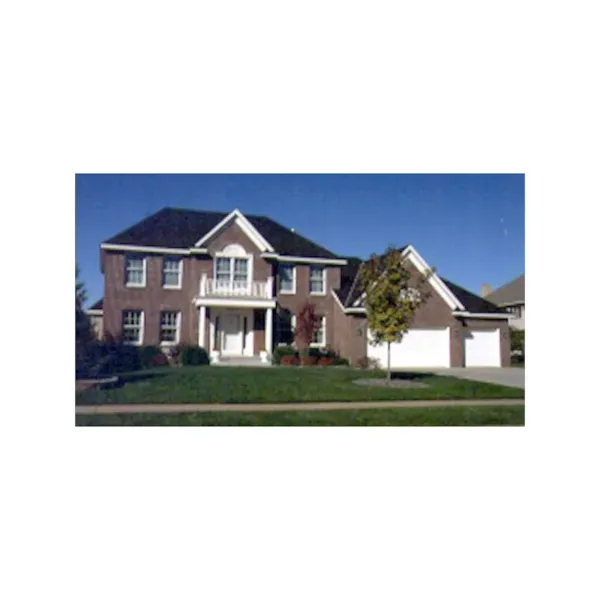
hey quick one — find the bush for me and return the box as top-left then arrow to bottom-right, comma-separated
273,345 -> 297,365
179,345 -> 210,366
281,354 -> 299,366
300,355 -> 318,366
332,357 -> 350,366
77,341 -> 142,378
317,356 -> 334,367
356,356 -> 381,370
150,352 -> 169,367
510,328 -> 525,360
137,346 -> 165,369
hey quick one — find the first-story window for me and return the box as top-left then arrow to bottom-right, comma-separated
276,311 -> 296,345
122,310 -> 143,344
160,311 -> 180,344
279,264 -> 295,293
311,316 -> 326,346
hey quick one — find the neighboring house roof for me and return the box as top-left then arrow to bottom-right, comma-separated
103,207 -> 340,259
89,298 -> 103,310
484,274 -> 525,306
440,279 -> 506,314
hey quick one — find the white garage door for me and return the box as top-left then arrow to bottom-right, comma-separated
367,327 -> 450,368
465,329 -> 501,367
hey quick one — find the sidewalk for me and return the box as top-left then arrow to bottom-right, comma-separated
76,398 -> 524,415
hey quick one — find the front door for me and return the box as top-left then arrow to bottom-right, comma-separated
220,313 -> 242,355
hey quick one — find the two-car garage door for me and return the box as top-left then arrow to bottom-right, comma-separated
366,326 -> 502,368
367,327 -> 451,368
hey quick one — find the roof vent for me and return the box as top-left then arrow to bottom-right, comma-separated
480,283 -> 493,297
291,227 -> 295,232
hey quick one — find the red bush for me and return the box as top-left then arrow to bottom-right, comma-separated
300,355 -> 318,366
281,354 -> 299,366
150,353 -> 169,367
317,356 -> 334,367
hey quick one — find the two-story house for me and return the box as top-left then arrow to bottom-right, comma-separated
481,275 -> 525,330
90,207 -> 512,367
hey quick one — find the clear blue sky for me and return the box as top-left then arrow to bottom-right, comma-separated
76,174 -> 524,307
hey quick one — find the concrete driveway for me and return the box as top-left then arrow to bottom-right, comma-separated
433,367 -> 525,389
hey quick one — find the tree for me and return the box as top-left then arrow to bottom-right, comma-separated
76,266 -> 96,377
510,327 -> 525,362
358,246 -> 433,381
294,301 -> 320,362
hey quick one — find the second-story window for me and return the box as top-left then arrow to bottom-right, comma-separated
163,257 -> 182,288
125,255 -> 145,287
279,264 -> 295,294
216,257 -> 249,286
309,266 -> 325,294
234,258 -> 248,283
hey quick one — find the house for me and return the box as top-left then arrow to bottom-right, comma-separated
85,298 -> 104,339
90,207 -> 511,367
480,275 -> 525,330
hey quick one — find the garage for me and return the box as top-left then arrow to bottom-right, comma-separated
367,327 -> 451,368
464,329 -> 501,367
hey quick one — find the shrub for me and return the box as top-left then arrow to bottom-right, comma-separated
281,354 -> 299,366
77,341 -> 142,378
137,346 -> 165,369
332,357 -> 350,366
300,355 -> 318,366
317,356 -> 334,367
150,352 -> 169,367
356,356 -> 381,370
179,345 -> 210,366
273,345 -> 297,365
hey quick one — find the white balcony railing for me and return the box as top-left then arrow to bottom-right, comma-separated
199,275 -> 273,299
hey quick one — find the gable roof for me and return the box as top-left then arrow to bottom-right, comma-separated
103,207 -> 340,259
332,250 -> 506,315
440,279 -> 507,314
484,274 -> 525,306
86,298 -> 103,313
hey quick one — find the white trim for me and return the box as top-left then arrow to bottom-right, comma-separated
309,265 -> 327,296
125,255 -> 147,288
193,209 -> 275,252
159,310 -> 181,346
101,243 -> 198,255
122,310 -> 144,346
196,297 -> 276,309
213,248 -> 254,294
453,311 -> 512,319
332,289 -> 367,314
261,253 -> 347,265
199,305 -> 206,348
85,309 -> 103,316
310,316 -> 326,348
332,289 -> 346,312
346,307 -> 367,314
278,264 -> 296,294
162,256 -> 183,289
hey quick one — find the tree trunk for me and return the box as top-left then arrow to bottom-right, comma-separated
387,341 -> 391,380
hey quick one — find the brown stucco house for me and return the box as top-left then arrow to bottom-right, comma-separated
88,207 -> 511,367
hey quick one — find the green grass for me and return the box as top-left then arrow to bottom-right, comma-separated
76,405 -> 525,426
76,366 -> 524,405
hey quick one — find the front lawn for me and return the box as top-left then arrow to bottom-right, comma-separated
76,366 -> 524,405
76,405 -> 525,426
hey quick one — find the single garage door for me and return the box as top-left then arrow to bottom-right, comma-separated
465,329 -> 501,367
367,327 -> 450,368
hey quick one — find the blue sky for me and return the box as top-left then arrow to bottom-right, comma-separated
76,174 -> 524,307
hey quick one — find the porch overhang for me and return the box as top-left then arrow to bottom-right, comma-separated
194,297 -> 277,309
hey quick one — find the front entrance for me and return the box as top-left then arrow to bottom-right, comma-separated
220,313 -> 243,355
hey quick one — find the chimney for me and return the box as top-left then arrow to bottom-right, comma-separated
480,283 -> 493,297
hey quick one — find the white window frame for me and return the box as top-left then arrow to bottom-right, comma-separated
125,255 -> 146,288
276,313 -> 297,346
309,265 -> 326,295
278,264 -> 296,294
122,310 -> 144,346
310,316 -> 326,348
159,311 -> 181,346
213,252 -> 253,289
162,257 -> 183,289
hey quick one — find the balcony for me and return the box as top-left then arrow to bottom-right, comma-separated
198,275 -> 274,300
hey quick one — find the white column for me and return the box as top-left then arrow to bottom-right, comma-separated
199,305 -> 206,348
200,273 -> 207,296
265,307 -> 273,356
266,276 -> 273,299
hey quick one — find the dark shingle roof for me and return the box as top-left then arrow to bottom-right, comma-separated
441,279 -> 507,314
104,208 -> 340,259
88,298 -> 103,311
484,274 -> 524,306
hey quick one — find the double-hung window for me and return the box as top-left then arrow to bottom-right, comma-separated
125,255 -> 145,287
279,264 -> 295,294
160,311 -> 180,344
163,257 -> 182,288
122,310 -> 143,345
309,266 -> 325,294
311,316 -> 326,347
215,256 -> 249,291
